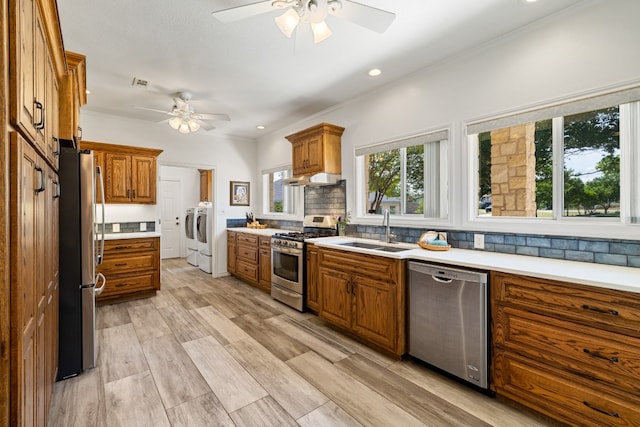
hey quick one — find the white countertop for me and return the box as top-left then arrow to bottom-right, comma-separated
104,232 -> 161,240
310,236 -> 640,294
228,227 -> 282,237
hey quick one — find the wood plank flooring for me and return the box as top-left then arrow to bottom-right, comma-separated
48,258 -> 549,427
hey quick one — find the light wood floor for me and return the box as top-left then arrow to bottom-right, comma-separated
48,258 -> 549,427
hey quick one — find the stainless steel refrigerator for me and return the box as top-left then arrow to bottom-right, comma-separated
58,141 -> 105,379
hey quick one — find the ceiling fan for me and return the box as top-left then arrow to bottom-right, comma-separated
136,92 -> 230,134
211,0 -> 396,43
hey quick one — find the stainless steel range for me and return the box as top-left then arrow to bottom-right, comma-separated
271,215 -> 336,311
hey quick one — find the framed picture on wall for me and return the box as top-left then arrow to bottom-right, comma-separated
230,181 -> 250,206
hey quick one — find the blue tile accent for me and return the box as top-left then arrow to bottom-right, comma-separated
594,253 -> 628,266
526,237 -> 551,248
485,234 -> 505,244
516,246 -> 539,257
610,242 -> 640,256
565,250 -> 595,263
551,238 -> 578,250
504,235 -> 527,246
494,244 -> 516,254
539,248 -> 565,259
629,256 -> 640,268
579,240 -> 609,253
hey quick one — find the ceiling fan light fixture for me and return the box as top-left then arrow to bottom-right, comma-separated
311,20 -> 332,43
178,121 -> 191,134
275,8 -> 300,38
169,116 -> 182,130
187,119 -> 200,132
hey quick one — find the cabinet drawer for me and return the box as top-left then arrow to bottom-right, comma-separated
259,236 -> 271,248
236,260 -> 258,283
103,238 -> 158,253
98,273 -> 156,298
237,245 -> 258,263
320,248 -> 399,283
494,351 -> 640,427
98,253 -> 156,274
495,306 -> 640,396
237,233 -> 258,246
492,272 -> 640,337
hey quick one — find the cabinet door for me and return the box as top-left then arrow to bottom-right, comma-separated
93,151 -> 105,204
11,0 -> 37,142
227,232 -> 237,274
131,155 -> 156,203
352,276 -> 396,352
32,6 -> 47,154
291,140 -> 307,176
304,134 -> 324,174
259,248 -> 271,291
306,246 -> 320,311
45,53 -> 59,170
10,134 -> 38,427
319,268 -> 351,329
105,153 -> 131,203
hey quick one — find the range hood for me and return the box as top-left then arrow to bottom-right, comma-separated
283,173 -> 342,187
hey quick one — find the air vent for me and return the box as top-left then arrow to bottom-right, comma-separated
131,77 -> 150,88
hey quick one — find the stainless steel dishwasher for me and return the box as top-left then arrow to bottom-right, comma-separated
408,261 -> 489,389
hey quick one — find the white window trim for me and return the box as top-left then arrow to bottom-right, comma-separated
260,165 -> 301,220
354,128 -> 452,228
464,88 -> 640,240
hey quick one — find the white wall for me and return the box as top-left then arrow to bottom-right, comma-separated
80,111 -> 258,276
256,0 -> 640,238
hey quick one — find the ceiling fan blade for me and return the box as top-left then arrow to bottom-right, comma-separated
135,106 -> 172,115
211,1 -> 274,23
197,113 -> 231,121
330,0 -> 396,33
197,120 -> 216,131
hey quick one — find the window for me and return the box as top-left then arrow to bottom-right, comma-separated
469,86 -> 640,225
356,130 -> 448,219
261,167 -> 295,214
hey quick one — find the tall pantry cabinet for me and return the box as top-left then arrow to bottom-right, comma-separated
2,0 -> 83,425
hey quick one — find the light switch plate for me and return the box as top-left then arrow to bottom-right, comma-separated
474,234 -> 485,249
140,222 -> 147,231
112,223 -> 120,233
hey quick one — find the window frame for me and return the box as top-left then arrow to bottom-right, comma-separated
260,165 -> 300,219
354,128 -> 450,227
465,86 -> 640,240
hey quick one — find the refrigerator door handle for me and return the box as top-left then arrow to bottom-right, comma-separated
96,165 -> 105,265
94,272 -> 106,296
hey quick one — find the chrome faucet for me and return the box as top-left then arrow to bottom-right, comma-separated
382,209 -> 396,243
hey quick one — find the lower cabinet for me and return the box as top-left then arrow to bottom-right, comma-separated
227,230 -> 271,293
97,237 -> 160,303
306,244 -> 320,312
317,247 -> 406,356
492,272 -> 640,426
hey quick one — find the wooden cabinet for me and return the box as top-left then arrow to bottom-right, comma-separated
58,51 -> 86,142
235,233 -> 259,285
227,231 -> 272,293
9,133 -> 59,427
199,169 -> 212,202
492,272 -> 640,426
317,247 -> 406,356
80,141 -> 162,204
258,236 -> 272,292
227,231 -> 237,274
306,244 -> 320,312
97,238 -> 160,304
285,123 -> 344,177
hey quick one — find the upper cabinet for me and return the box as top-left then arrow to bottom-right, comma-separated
10,0 -> 66,170
286,123 -> 344,177
80,141 -> 163,204
58,51 -> 86,143
199,169 -> 212,202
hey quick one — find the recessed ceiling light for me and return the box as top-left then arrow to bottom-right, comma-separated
256,125 -> 265,130
368,68 -> 382,77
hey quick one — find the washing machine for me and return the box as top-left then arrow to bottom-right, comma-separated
185,207 -> 198,266
196,203 -> 214,273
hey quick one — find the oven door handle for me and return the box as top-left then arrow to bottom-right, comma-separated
276,287 -> 301,298
271,247 -> 302,255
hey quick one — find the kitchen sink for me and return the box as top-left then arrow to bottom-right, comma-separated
337,241 -> 412,252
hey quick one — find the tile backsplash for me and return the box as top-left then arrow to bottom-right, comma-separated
103,221 -> 155,233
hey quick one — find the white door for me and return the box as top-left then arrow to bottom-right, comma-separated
160,179 -> 181,259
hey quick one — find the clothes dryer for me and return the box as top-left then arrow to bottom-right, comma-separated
196,203 -> 213,273
185,207 -> 198,266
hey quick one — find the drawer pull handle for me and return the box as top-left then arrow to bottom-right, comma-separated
583,401 -> 620,418
115,283 -> 128,288
581,304 -> 618,316
114,246 -> 130,250
583,348 -> 619,363
115,263 -> 127,266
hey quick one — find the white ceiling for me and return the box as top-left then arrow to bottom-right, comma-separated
57,0 -> 584,140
